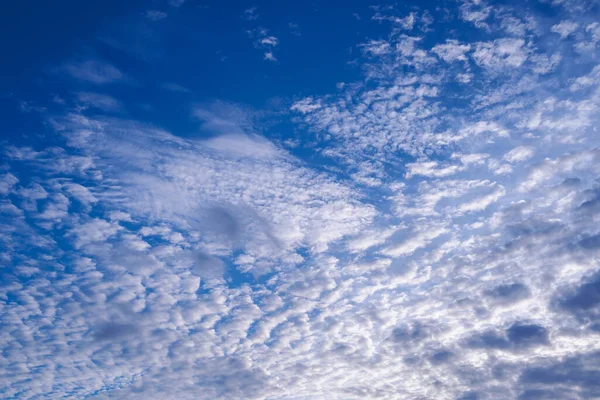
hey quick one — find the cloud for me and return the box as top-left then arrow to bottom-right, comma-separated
248,28 -> 280,61
551,20 -> 579,38
460,1 -> 492,29
46,107 -> 376,266
243,7 -> 258,21
264,52 -> 277,61
346,226 -> 400,253
61,60 -> 126,84
201,133 -> 281,158
432,40 -> 471,62
504,146 -> 535,163
161,82 -> 192,93
76,92 -> 122,111
467,322 -> 550,350
192,102 -> 254,136
0,173 -> 18,195
519,352 -> 600,398
93,321 -> 138,341
69,218 -> 122,248
381,225 -> 446,257
405,160 -> 464,178
145,10 -> 168,21
5,0 -> 600,398
372,10 -> 417,30
472,38 -> 529,69
454,184 -> 505,214
168,0 -> 185,7
260,36 -> 279,47
519,149 -> 600,191
484,282 -> 531,305
360,40 -> 392,56
555,272 -> 600,324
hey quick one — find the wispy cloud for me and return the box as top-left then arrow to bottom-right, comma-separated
160,82 -> 192,93
168,0 -> 185,8
243,7 -> 258,21
60,60 -> 126,84
76,92 -> 122,111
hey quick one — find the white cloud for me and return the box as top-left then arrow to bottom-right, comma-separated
6,1 -> 600,399
372,11 -> 416,30
452,152 -> 490,166
260,36 -> 279,47
472,39 -> 529,69
504,146 -> 534,163
454,184 -> 505,214
570,65 -> 600,91
405,160 -> 465,178
63,182 -> 97,206
551,20 -> 579,38
0,173 -> 18,195
201,133 -> 282,159
432,40 -> 471,62
346,226 -> 400,253
69,218 -> 122,248
48,109 -> 376,266
290,97 -> 321,113
264,52 -> 277,61
381,225 -> 446,257
587,22 -> 600,42
361,40 -> 392,56
460,2 -> 492,29
248,28 -> 280,61
519,149 -> 600,191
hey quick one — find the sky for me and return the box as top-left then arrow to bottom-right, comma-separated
2,0 -> 600,398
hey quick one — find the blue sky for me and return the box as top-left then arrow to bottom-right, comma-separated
2,0 -> 600,399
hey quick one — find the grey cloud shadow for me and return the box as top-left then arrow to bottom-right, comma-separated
519,351 -> 600,399
204,206 -> 242,243
578,234 -> 600,250
93,321 -> 138,341
191,251 -> 225,279
200,204 -> 282,251
466,322 -> 549,351
430,350 -> 454,365
554,271 -> 600,327
390,321 -> 433,345
484,282 -> 531,305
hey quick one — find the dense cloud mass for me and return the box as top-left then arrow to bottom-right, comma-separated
2,0 -> 600,398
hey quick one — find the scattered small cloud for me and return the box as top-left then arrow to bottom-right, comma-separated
168,0 -> 185,8
248,28 -> 280,61
145,10 -> 168,21
243,7 -> 258,20
288,22 -> 301,36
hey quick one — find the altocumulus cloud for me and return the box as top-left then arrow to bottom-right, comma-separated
2,0 -> 600,399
